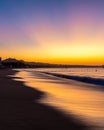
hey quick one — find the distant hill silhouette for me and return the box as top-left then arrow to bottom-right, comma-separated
2,58 -> 25,68
1,57 -> 103,68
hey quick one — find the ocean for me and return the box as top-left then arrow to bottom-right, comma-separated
13,68 -> 104,130
35,67 -> 104,80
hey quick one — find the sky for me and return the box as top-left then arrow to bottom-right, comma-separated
0,0 -> 104,65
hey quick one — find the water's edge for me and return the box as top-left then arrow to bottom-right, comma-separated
42,72 -> 104,87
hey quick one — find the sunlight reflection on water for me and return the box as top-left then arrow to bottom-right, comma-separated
14,68 -> 104,129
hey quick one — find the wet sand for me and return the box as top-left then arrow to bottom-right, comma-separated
0,69 -> 88,130
14,69 -> 104,130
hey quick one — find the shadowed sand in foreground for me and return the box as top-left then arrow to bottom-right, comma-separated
0,69 -> 88,130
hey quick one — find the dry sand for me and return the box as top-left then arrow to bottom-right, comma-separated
0,69 -> 88,130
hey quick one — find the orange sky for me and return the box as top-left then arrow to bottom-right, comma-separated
0,0 -> 104,65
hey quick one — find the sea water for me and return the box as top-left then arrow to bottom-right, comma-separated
35,67 -> 104,79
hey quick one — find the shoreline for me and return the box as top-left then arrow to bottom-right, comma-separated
15,69 -> 104,129
0,69 -> 88,130
43,72 -> 104,88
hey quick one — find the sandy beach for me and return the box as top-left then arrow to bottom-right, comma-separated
0,69 -> 88,130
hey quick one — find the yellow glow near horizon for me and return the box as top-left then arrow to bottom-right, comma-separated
1,42 -> 104,65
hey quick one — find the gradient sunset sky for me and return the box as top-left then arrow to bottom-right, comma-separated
0,0 -> 104,65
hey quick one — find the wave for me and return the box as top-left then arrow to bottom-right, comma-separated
43,72 -> 104,87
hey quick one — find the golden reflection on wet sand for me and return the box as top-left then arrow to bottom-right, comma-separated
14,70 -> 104,129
